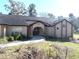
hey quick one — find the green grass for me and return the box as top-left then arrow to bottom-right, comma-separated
73,33 -> 79,40
0,38 -> 8,44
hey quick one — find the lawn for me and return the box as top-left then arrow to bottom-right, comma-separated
0,41 -> 79,59
73,33 -> 79,40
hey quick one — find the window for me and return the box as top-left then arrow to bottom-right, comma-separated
57,27 -> 59,30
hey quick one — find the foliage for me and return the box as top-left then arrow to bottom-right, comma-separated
48,13 -> 55,18
7,36 -> 14,41
69,13 -> 74,18
4,0 -> 27,15
11,32 -> 25,41
28,3 -> 37,16
0,38 -> 8,44
4,0 -> 37,16
73,33 -> 79,40
0,41 -> 79,59
0,32 -> 25,44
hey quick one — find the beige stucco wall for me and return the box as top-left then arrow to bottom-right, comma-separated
46,22 -> 62,38
7,26 -> 27,36
0,25 -> 7,37
32,22 -> 44,30
0,25 -> 1,37
62,20 -> 67,38
67,22 -> 72,37
55,22 -> 62,38
55,20 -> 73,38
45,27 -> 54,37
45,20 -> 73,38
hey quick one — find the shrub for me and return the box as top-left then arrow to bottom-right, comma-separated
11,32 -> 24,41
0,38 -> 8,44
18,47 -> 46,59
7,36 -> 14,41
14,33 -> 23,40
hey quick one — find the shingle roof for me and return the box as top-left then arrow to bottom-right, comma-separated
0,14 -> 72,26
0,14 -> 51,26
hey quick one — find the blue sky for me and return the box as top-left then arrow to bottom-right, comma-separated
0,0 -> 79,17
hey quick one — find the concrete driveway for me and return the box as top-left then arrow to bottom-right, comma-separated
0,36 -> 45,48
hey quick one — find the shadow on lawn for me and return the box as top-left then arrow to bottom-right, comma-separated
45,37 -> 70,42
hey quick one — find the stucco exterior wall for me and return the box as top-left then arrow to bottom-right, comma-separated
45,20 -> 73,38
0,25 -> 1,37
62,20 -> 67,38
46,23 -> 62,38
32,22 -> 44,30
45,27 -> 54,37
55,22 -> 62,38
0,25 -> 7,37
67,22 -> 72,37
7,26 -> 27,36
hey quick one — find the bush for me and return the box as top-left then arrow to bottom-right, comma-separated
14,33 -> 23,40
11,32 -> 24,41
7,36 -> 14,41
6,32 -> 25,41
18,47 -> 46,59
0,38 -> 8,44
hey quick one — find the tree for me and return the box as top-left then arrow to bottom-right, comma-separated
58,16 -> 64,20
69,13 -> 74,19
4,0 -> 27,15
69,13 -> 78,30
28,3 -> 37,17
48,13 -> 55,18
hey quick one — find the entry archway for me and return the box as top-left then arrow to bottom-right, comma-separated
33,27 -> 44,36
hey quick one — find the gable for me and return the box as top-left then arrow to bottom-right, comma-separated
53,19 -> 73,27
31,22 -> 45,31
32,22 -> 44,27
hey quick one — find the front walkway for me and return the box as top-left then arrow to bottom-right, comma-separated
0,36 -> 45,48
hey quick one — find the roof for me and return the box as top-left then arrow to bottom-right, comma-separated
0,14 -> 73,26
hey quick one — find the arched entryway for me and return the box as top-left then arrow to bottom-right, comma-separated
33,27 -> 44,36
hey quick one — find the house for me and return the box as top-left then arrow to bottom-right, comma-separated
0,14 -> 74,39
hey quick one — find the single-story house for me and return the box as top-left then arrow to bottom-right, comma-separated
0,14 -> 74,39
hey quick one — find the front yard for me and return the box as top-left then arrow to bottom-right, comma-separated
73,33 -> 79,40
0,33 -> 79,59
0,41 -> 79,59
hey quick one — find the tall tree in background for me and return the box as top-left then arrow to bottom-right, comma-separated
4,0 -> 27,15
69,13 -> 78,29
48,13 -> 53,18
69,13 -> 75,19
58,16 -> 64,20
28,3 -> 37,16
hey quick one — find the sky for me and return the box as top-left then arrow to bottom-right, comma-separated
0,0 -> 79,17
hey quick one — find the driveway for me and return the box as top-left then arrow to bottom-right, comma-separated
31,35 -> 45,40
0,36 -> 45,48
71,39 -> 79,43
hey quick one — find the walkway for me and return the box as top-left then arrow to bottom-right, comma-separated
0,36 -> 45,48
